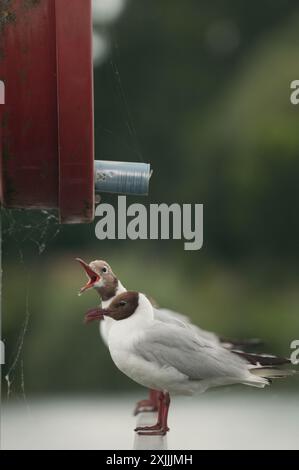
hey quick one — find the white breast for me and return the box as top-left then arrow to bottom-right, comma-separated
107,315 -> 188,393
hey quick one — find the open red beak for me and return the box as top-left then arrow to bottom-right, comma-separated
84,307 -> 105,324
76,258 -> 101,294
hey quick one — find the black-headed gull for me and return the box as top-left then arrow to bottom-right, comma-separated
76,258 -> 262,413
84,291 -> 295,436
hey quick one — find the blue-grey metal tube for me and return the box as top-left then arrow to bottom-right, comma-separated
94,161 -> 151,196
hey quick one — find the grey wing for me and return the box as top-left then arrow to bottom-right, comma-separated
154,308 -> 191,326
154,308 -> 220,344
134,322 -> 248,381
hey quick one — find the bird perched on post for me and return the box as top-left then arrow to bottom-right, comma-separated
84,291 -> 296,436
77,258 -> 263,414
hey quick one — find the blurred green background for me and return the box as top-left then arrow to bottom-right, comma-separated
2,0 -> 299,397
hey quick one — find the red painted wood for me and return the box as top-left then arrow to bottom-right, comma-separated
1,0 -> 59,209
0,0 -> 94,223
55,0 -> 94,224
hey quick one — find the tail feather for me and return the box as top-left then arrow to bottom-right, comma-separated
233,350 -> 291,366
250,367 -> 297,380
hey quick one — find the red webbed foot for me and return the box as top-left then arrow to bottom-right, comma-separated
136,426 -> 170,436
133,399 -> 158,416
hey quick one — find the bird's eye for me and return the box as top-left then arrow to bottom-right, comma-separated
102,267 -> 108,274
119,300 -> 127,307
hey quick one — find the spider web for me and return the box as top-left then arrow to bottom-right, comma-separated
1,208 -> 60,403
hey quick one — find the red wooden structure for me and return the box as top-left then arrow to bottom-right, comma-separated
0,0 -> 94,223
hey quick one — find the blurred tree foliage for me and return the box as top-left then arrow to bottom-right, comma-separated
2,0 -> 299,395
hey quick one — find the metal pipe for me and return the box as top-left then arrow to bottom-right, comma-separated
94,161 -> 152,196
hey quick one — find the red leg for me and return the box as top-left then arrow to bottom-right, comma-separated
133,389 -> 159,416
135,391 -> 164,432
149,389 -> 161,409
161,392 -> 170,433
135,392 -> 170,436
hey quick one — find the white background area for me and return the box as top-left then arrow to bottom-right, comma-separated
2,393 -> 299,450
